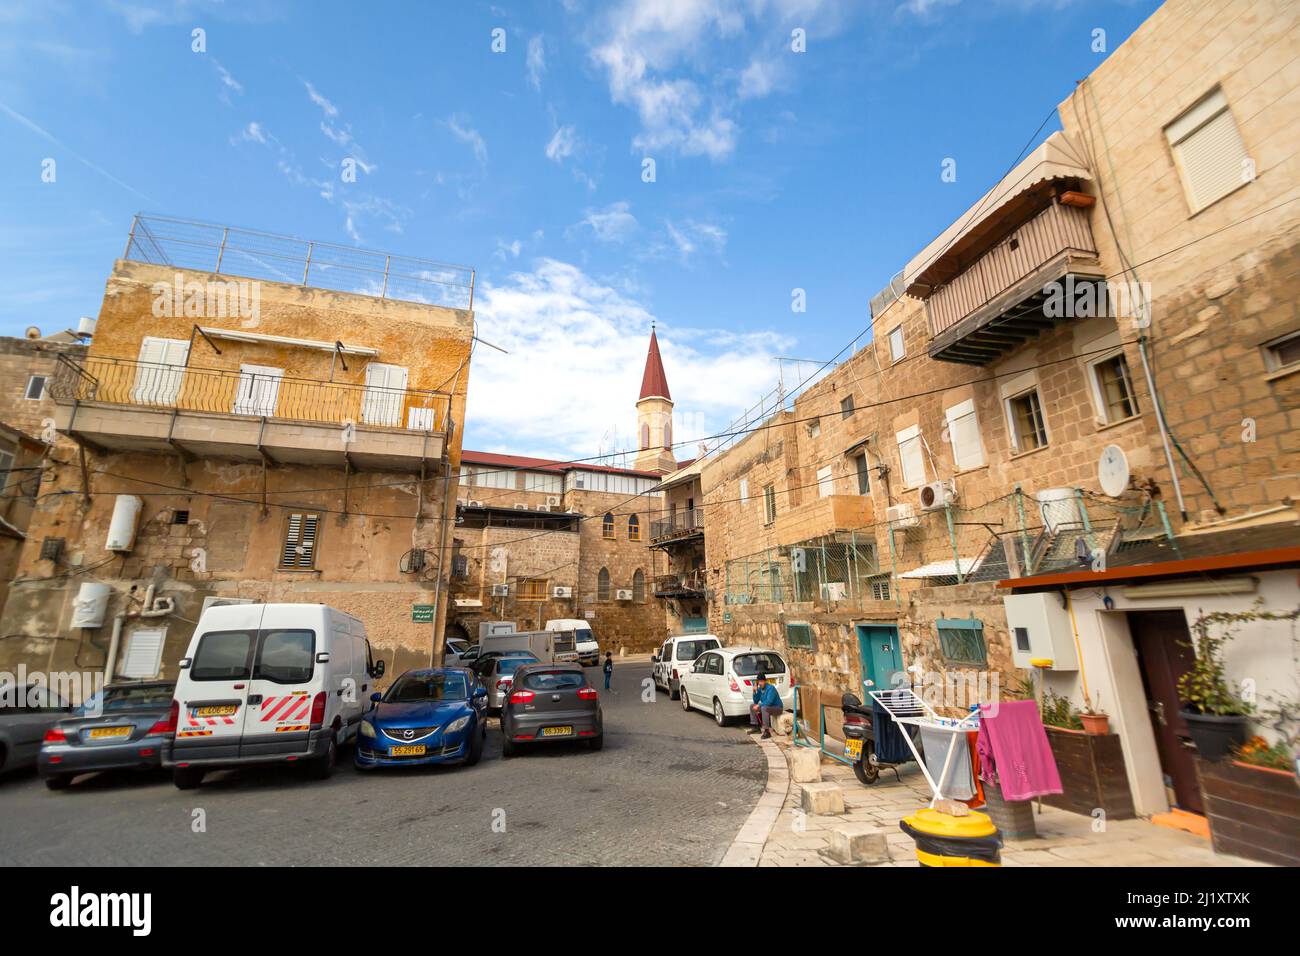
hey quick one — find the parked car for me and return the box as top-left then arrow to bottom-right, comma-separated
450,643 -> 480,666
444,638 -> 472,663
651,634 -> 721,700
474,652 -> 540,712
0,683 -> 72,776
500,662 -> 602,756
165,603 -> 383,789
355,667 -> 487,769
545,619 -> 599,666
678,646 -> 795,727
39,682 -> 176,790
481,629 -> 579,664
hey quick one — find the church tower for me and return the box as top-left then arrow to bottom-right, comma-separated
634,325 -> 678,474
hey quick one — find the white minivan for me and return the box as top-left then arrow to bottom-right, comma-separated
652,634 -> 721,699
545,619 -> 598,666
164,603 -> 384,789
679,646 -> 795,727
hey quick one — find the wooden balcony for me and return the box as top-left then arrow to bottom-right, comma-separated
927,202 -> 1104,366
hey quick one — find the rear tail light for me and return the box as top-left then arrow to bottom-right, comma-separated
672,668 -> 679,680
728,678 -> 741,692
843,714 -> 867,726
43,727 -> 66,744
309,691 -> 327,727
577,687 -> 598,700
148,700 -> 180,737
509,689 -> 535,704
497,679 -> 512,690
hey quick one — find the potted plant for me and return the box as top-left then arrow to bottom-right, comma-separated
1039,688 -> 1083,731
1177,609 -> 1255,761
1079,692 -> 1109,735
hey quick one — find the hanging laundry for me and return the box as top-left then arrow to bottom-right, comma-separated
872,696 -> 914,764
961,730 -> 986,809
977,699 -> 1063,801
918,726 -> 976,800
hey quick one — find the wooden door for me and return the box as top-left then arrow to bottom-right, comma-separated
1129,610 -> 1203,814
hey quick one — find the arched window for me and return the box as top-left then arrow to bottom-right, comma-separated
664,420 -> 672,449
632,568 -> 646,602
597,567 -> 611,601
602,512 -> 615,540
628,514 -> 641,541
640,423 -> 650,449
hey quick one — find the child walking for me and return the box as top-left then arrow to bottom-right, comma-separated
602,651 -> 614,690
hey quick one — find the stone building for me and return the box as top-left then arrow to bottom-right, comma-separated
695,0 -> 1299,825
648,459 -> 708,637
0,216 -> 474,689
449,450 -> 666,653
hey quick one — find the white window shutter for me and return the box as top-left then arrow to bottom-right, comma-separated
120,627 -> 166,679
896,425 -> 925,488
945,400 -> 985,472
1167,89 -> 1249,212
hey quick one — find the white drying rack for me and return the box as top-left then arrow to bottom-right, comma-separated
869,688 -> 980,805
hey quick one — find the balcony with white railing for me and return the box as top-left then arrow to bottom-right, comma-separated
50,354 -> 453,473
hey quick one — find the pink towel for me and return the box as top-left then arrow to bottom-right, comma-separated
977,700 -> 1063,801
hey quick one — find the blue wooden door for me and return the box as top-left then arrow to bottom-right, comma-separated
856,625 -> 904,694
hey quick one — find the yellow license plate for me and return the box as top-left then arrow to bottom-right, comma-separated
390,745 -> 427,756
195,705 -> 237,717
541,726 -> 572,737
88,727 -> 131,739
844,738 -> 863,759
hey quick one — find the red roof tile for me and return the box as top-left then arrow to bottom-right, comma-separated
638,327 -> 672,401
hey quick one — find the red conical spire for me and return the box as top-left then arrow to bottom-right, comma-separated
638,324 -> 671,401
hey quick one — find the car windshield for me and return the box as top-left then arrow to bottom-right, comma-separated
253,629 -> 315,684
675,639 -> 719,661
574,629 -> 594,643
191,630 -> 254,681
732,653 -> 787,677
521,671 -> 584,691
498,656 -> 539,675
386,673 -> 468,702
78,685 -> 174,714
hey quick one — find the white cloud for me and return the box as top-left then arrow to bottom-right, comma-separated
737,57 -> 779,99
494,238 -> 523,260
213,59 -> 243,96
302,79 -> 338,118
526,35 -> 546,90
467,259 -> 791,460
447,115 -> 488,165
574,202 -> 639,243
662,218 -> 728,263
545,124 -> 577,162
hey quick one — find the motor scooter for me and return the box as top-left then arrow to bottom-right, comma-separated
841,691 -> 921,785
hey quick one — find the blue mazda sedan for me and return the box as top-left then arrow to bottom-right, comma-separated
355,668 -> 487,770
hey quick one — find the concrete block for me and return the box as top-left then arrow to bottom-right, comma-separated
826,823 -> 890,865
790,747 -> 822,784
800,782 -> 845,816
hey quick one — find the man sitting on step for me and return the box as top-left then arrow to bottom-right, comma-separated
748,673 -> 783,739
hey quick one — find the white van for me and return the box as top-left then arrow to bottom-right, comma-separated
164,603 -> 384,789
652,634 -> 721,699
480,629 -> 578,664
545,618 -> 598,666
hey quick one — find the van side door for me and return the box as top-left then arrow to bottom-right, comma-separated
241,626 -> 319,759
174,628 -> 257,762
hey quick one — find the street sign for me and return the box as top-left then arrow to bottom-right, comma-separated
412,604 -> 435,623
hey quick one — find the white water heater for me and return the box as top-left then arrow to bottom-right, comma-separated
106,495 -> 143,552
71,581 -> 112,628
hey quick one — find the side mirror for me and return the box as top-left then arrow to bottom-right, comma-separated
370,692 -> 382,704
473,687 -> 488,700
651,655 -> 660,663
178,658 -> 192,670
372,660 -> 386,678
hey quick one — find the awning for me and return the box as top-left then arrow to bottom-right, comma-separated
903,131 -> 1093,296
899,557 -> 982,579
197,327 -> 380,356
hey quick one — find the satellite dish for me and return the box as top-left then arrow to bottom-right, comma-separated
1098,444 -> 1130,497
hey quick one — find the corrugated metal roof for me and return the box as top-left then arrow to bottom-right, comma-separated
460,449 -> 663,478
899,557 -> 982,579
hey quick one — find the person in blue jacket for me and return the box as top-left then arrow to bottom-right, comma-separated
748,673 -> 783,739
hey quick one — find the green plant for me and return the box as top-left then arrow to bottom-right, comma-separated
1040,688 -> 1083,730
1081,690 -> 1106,717
1178,604 -> 1300,716
1233,736 -> 1292,771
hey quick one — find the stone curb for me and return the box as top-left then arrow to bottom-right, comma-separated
717,734 -> 791,867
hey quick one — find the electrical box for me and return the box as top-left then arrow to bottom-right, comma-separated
1003,592 -> 1079,671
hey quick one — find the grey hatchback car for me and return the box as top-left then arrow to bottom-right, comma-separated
38,682 -> 176,790
0,683 -> 72,776
500,662 -> 603,756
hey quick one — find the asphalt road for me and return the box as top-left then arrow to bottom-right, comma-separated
0,661 -> 768,866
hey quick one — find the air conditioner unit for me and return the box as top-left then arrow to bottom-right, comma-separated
491,584 -> 510,597
615,589 -> 633,601
821,582 -> 847,601
536,505 -> 551,512
886,503 -> 919,529
513,503 -> 529,510
546,496 -> 561,508
467,500 -> 484,509
553,586 -> 573,598
919,480 -> 957,511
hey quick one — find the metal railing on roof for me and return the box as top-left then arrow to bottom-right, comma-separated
123,215 -> 475,310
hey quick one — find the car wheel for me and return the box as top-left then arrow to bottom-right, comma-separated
464,725 -> 485,766
680,688 -> 691,712
669,681 -> 680,701
44,773 -> 73,791
502,735 -> 517,758
713,699 -> 727,727
306,738 -> 337,780
588,733 -> 604,751
173,767 -> 204,790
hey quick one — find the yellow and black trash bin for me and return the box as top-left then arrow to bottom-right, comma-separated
900,807 -> 1003,867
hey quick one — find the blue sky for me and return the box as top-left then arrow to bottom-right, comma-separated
0,0 -> 1160,461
